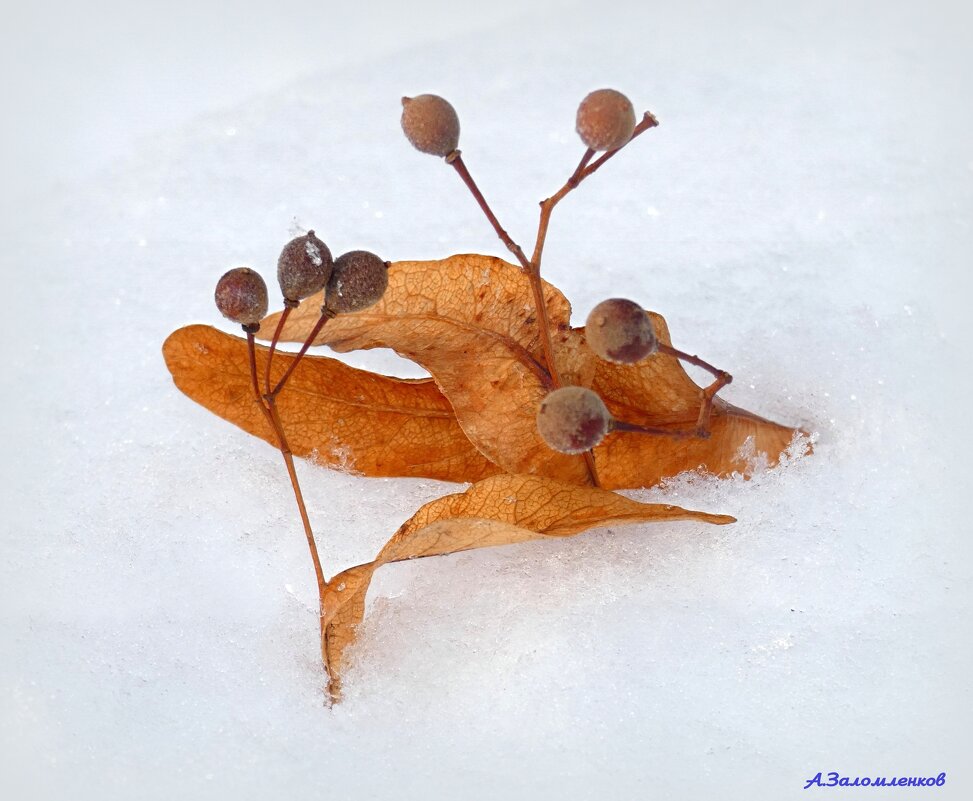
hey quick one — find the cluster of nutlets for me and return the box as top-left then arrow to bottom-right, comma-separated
537,298 -> 659,454
400,87 -> 638,157
214,232 -> 388,331
400,87 -> 670,457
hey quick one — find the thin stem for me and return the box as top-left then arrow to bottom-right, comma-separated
443,116 -> 668,490
445,150 -> 598,487
657,343 -> 727,381
246,329 -> 329,683
610,418 -> 697,440
581,451 -> 601,488
572,148 -> 596,181
263,397 -> 328,592
246,328 -> 279,434
524,115 -> 658,486
446,152 -> 563,385
269,309 -> 333,397
264,304 -> 293,395
694,371 -> 733,437
530,112 -> 659,269
530,148 -> 593,268
579,112 -> 660,179
447,152 -> 532,270
524,267 -> 561,385
657,342 -> 733,437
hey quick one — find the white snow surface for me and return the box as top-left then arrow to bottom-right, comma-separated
2,1 -> 972,799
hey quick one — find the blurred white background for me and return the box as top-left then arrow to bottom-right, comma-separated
0,0 -> 562,213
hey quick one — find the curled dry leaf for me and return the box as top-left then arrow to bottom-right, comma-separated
162,324 -> 500,482
321,473 -> 735,698
556,316 -> 802,489
260,254 -> 804,489
259,254 -> 591,484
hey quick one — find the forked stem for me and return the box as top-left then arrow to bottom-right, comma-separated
694,371 -> 733,436
445,150 -> 598,487
531,112 -> 659,269
269,308 -> 335,397
246,327 -> 280,436
443,116 -> 659,486
442,121 -> 672,491
245,327 -> 329,684
263,302 -> 295,395
657,342 -> 733,437
446,151 -> 564,386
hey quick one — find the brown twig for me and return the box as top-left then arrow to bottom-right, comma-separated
445,150 -> 599,487
245,326 -> 279,434
445,152 -> 565,384
263,396 -> 328,591
530,112 -> 659,269
442,115 -> 661,488
657,343 -> 725,380
263,302 -> 295,395
657,342 -> 733,437
447,151 -> 532,270
245,326 -> 329,685
523,113 -> 659,486
269,308 -> 334,397
610,419 -> 697,439
694,372 -> 733,436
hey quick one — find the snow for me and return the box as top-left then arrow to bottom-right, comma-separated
2,1 -> 971,799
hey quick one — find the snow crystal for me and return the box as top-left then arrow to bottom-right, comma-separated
304,239 -> 323,266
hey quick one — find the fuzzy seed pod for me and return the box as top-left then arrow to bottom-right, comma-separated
277,230 -> 333,302
325,250 -> 389,314
576,89 -> 636,152
536,386 -> 611,454
585,298 -> 657,364
401,94 -> 460,157
214,267 -> 269,326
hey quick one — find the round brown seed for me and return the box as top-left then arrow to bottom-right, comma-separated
277,230 -> 333,302
536,386 -> 611,454
401,94 -> 460,157
576,89 -> 636,152
214,267 -> 269,326
325,250 -> 389,314
585,298 -> 657,364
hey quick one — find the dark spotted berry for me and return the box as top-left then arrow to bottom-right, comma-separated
325,250 -> 389,314
401,95 -> 460,157
277,230 -> 333,302
214,267 -> 268,327
576,89 -> 636,152
536,386 -> 611,454
585,298 -> 657,364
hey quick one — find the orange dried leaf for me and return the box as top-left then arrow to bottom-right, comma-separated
320,473 -> 735,697
162,324 -> 500,482
259,255 -> 591,484
557,317 -> 805,489
260,255 -> 805,489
